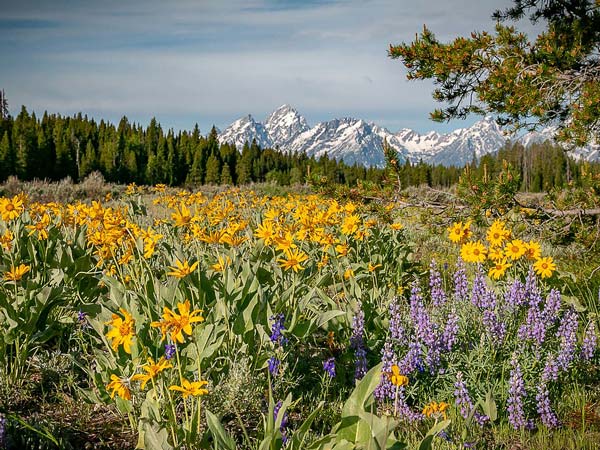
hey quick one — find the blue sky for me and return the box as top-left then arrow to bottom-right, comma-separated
1,0 -> 523,134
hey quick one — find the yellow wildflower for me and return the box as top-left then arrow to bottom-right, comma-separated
105,308 -> 136,354
4,263 -> 31,281
106,374 -> 132,400
167,259 -> 199,278
169,378 -> 208,398
389,365 -> 409,387
489,259 -> 512,280
504,239 -> 527,260
277,248 -> 309,272
151,300 -> 204,344
534,256 -> 556,279
460,241 -> 487,263
132,357 -> 173,390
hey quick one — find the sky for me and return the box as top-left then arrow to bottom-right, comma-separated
1,0 -> 528,135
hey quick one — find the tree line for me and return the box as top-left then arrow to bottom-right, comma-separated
0,106 -> 378,187
0,105 -> 597,192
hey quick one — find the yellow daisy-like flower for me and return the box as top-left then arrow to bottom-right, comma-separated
368,262 -> 382,272
4,263 -> 31,281
390,222 -> 403,231
105,308 -> 136,354
504,239 -> 527,260
131,357 -> 173,390
524,241 -> 542,260
0,195 -> 25,221
106,374 -> 132,400
0,229 -> 14,251
534,256 -> 556,279
422,401 -> 450,419
25,213 -> 52,240
211,255 -> 232,272
447,221 -> 465,243
171,203 -> 192,227
460,241 -> 487,263
169,378 -> 209,398
487,246 -> 505,262
277,248 -> 309,272
343,268 -> 354,280
254,222 -> 276,245
150,299 -> 204,344
167,259 -> 199,278
389,365 -> 409,387
488,259 -> 512,280
486,220 -> 510,247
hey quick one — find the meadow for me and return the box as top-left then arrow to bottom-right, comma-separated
0,177 -> 599,450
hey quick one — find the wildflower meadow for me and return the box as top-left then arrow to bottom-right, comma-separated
0,182 -> 598,449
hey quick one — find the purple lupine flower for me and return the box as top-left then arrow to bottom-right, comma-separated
536,382 -> 559,428
398,339 -> 423,375
270,314 -> 289,347
454,372 -> 474,419
374,340 -> 396,401
543,289 -> 561,326
518,304 -> 547,346
273,400 -> 289,444
525,267 -> 543,308
474,411 -> 490,427
268,356 -> 281,377
453,258 -> 469,302
350,307 -> 368,380
556,308 -> 578,372
77,310 -> 90,329
542,355 -> 559,382
504,279 -> 527,311
481,289 -> 507,345
389,298 -> 405,341
430,260 -> 447,306
393,387 -> 425,423
409,281 -> 441,373
507,357 -> 527,429
582,321 -> 597,361
470,266 -> 488,309
323,357 -> 336,378
442,309 -> 459,352
164,343 -> 176,360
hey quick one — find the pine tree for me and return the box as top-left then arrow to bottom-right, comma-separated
0,131 -> 12,181
204,154 -> 221,185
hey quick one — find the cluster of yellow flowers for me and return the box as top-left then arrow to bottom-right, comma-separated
448,219 -> 556,279
104,300 -> 207,401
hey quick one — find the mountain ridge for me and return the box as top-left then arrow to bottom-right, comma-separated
218,105 -> 599,167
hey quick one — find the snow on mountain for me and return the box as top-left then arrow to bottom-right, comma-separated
219,114 -> 272,150
218,106 -> 599,167
264,104 -> 310,148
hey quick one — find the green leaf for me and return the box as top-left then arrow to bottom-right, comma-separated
141,421 -> 174,450
342,363 -> 382,418
205,409 -> 237,450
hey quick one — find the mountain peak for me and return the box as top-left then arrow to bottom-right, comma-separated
219,108 -> 599,167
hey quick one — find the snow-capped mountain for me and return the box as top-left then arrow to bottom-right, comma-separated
218,105 -> 599,167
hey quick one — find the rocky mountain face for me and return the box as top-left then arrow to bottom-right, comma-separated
218,105 -> 599,167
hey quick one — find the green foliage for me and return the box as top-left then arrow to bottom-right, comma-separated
389,0 -> 600,146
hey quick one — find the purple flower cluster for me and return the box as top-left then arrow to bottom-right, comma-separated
504,279 -> 527,310
268,356 -> 281,377
507,357 -> 527,429
350,306 -> 367,380
389,298 -> 405,341
429,260 -> 447,306
323,357 -> 336,378
270,314 -> 289,347
273,400 -> 289,444
454,372 -> 474,419
471,266 -> 490,309
164,343 -> 176,360
542,355 -> 559,382
536,382 -> 559,428
374,340 -> 396,401
556,308 -> 578,372
582,321 -> 597,361
0,413 -> 6,449
442,310 -> 459,352
409,282 -> 441,373
453,258 -> 469,301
